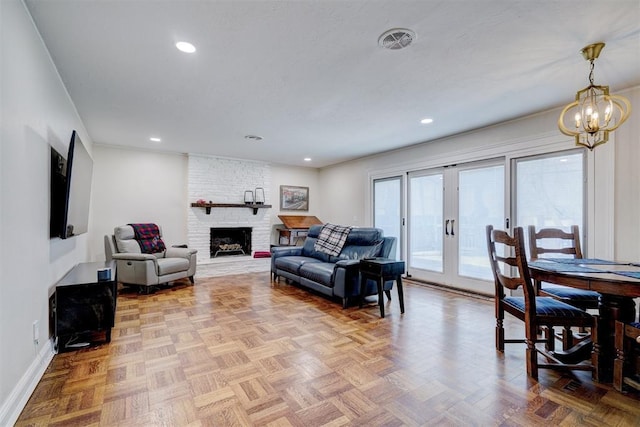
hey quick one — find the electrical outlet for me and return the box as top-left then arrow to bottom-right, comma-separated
33,320 -> 39,345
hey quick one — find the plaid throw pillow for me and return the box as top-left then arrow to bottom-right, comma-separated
314,223 -> 352,256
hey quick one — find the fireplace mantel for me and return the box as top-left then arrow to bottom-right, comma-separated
191,202 -> 272,215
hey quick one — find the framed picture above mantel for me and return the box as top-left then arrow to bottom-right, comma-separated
280,185 -> 309,211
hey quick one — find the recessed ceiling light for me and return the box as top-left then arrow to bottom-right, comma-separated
420,118 -> 434,124
149,137 -> 161,142
244,135 -> 263,141
175,41 -> 196,53
304,158 -> 312,162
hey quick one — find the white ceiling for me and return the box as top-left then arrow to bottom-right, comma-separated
25,0 -> 640,168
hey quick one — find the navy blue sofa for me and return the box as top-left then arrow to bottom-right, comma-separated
270,225 -> 397,308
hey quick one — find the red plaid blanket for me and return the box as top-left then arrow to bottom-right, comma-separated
129,223 -> 166,254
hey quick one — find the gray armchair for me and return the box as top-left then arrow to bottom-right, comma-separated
105,225 -> 197,292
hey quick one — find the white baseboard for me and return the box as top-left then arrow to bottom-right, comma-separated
0,340 -> 55,426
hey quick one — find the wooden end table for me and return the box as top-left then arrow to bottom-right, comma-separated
359,258 -> 405,318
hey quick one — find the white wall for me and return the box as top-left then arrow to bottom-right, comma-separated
614,88 -> 640,261
0,0 -> 94,423
318,86 -> 640,261
317,164 -> 366,226
89,145 -> 188,261
269,164 -> 321,239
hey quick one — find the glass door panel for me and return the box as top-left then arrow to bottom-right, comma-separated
457,164 -> 504,281
514,150 -> 585,254
373,176 -> 402,260
408,172 -> 443,273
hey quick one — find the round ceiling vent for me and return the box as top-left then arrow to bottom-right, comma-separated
378,28 -> 416,50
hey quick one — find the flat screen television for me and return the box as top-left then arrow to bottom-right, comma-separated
50,130 -> 93,239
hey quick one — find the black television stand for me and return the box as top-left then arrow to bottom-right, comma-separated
49,261 -> 117,353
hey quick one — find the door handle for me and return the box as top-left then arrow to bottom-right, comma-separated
451,219 -> 455,236
445,219 -> 450,236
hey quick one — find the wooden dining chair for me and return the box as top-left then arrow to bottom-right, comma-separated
528,225 -> 600,311
528,225 -> 601,349
487,225 -> 596,379
614,321 -> 640,392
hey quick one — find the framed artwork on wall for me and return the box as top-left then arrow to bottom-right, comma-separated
280,185 -> 309,211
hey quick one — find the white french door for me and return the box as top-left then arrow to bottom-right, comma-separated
407,160 -> 504,294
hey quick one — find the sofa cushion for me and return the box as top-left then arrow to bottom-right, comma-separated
301,237 -> 330,262
306,225 -> 323,239
330,241 -> 383,262
299,262 -> 335,287
156,257 -> 189,275
275,256 -> 322,275
344,228 -> 383,245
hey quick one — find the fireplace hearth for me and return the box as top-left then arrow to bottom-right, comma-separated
210,227 -> 252,258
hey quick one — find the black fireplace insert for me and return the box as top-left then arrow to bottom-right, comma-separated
210,227 -> 252,258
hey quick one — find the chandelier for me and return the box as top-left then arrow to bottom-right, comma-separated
557,42 -> 631,150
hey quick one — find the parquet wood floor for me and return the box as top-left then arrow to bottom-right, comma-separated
16,274 -> 640,426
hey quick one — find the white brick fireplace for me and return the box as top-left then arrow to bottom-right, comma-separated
188,154 -> 272,277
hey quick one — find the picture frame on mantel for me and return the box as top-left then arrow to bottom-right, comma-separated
280,185 -> 309,211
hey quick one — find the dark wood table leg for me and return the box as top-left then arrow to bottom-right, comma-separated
377,277 -> 385,318
594,294 -> 637,383
359,273 -> 367,309
396,275 -> 405,314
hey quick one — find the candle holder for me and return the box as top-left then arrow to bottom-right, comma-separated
254,187 -> 265,205
244,190 -> 254,205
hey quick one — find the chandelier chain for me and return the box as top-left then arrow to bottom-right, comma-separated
588,60 -> 595,85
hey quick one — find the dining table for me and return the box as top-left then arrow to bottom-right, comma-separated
528,258 -> 640,383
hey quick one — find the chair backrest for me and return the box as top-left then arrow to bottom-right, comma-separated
486,225 -> 536,302
113,225 -> 143,254
528,225 -> 582,260
104,235 -> 116,261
